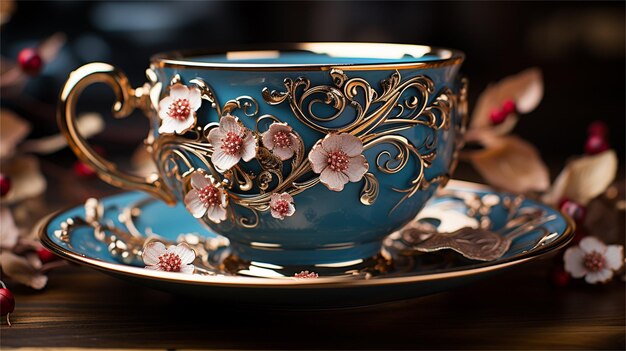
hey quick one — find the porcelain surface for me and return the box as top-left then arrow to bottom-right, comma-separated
59,43 -> 467,267
40,181 -> 574,307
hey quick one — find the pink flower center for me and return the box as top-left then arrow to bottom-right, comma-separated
168,98 -> 191,121
294,270 -> 318,278
327,150 -> 349,172
583,251 -> 606,272
221,132 -> 244,155
158,252 -> 182,272
272,199 -> 291,217
272,131 -> 292,149
198,185 -> 221,207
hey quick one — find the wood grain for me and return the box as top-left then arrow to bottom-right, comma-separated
1,259 -> 624,349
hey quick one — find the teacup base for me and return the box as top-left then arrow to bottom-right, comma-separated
225,239 -> 386,268
218,249 -> 394,278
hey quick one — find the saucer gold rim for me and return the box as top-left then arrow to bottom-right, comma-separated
151,42 -> 465,71
38,180 -> 575,289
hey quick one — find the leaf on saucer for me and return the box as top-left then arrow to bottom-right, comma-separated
0,251 -> 47,289
469,135 -> 550,193
414,227 -> 508,262
471,68 -> 543,135
543,149 -> 618,206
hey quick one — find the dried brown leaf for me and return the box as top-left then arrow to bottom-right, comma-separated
471,68 -> 543,134
0,251 -> 47,289
0,108 -> 31,159
470,135 -> 550,193
543,150 -> 618,206
3,156 -> 46,204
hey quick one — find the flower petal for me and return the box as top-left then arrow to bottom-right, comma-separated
179,264 -> 195,274
207,205 -> 227,223
220,115 -> 241,134
279,192 -> 293,203
339,134 -> 364,157
172,115 -> 195,134
605,245 -> 624,271
308,142 -> 329,174
321,134 -> 363,156
208,127 -> 225,146
320,168 -> 349,191
158,96 -> 173,120
261,130 -> 275,150
212,149 -> 240,170
272,145 -> 295,160
579,236 -> 607,254
172,243 -> 196,265
158,117 -> 178,134
563,246 -> 587,278
190,171 -> 211,190
142,241 -> 166,265
188,87 -> 202,110
286,203 -> 296,216
240,133 -> 257,162
169,84 -> 189,100
469,135 -> 550,193
271,209 -> 284,220
542,150 -> 618,206
184,189 -> 208,219
584,269 -> 613,284
344,155 -> 368,182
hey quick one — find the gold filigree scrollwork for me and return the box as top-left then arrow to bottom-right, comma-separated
360,172 -> 379,205
263,69 -> 455,211
150,69 -> 457,228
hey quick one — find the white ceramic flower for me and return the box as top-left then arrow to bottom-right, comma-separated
158,84 -> 202,134
269,192 -> 295,220
261,122 -> 301,161
208,115 -> 257,170
564,236 -> 624,284
142,241 -> 196,274
308,134 -> 368,192
184,171 -> 228,224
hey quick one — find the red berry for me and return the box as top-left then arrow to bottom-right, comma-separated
584,134 -> 609,155
73,161 -> 96,178
587,121 -> 608,137
550,265 -> 571,287
501,99 -> 516,115
17,48 -> 43,75
0,288 -> 15,316
0,174 -> 11,197
37,248 -> 58,264
559,199 -> 586,223
489,109 -> 507,125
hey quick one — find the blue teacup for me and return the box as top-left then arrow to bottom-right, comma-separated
58,43 -> 467,268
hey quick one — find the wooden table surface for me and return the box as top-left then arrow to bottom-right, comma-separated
2,257 -> 624,349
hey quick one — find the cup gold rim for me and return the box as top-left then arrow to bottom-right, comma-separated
150,42 -> 465,71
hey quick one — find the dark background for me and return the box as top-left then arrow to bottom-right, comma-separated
2,0 -> 624,176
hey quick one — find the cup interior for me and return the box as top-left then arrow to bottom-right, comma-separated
152,42 -> 463,68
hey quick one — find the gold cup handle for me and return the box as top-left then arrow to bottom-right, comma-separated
58,63 -> 176,205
